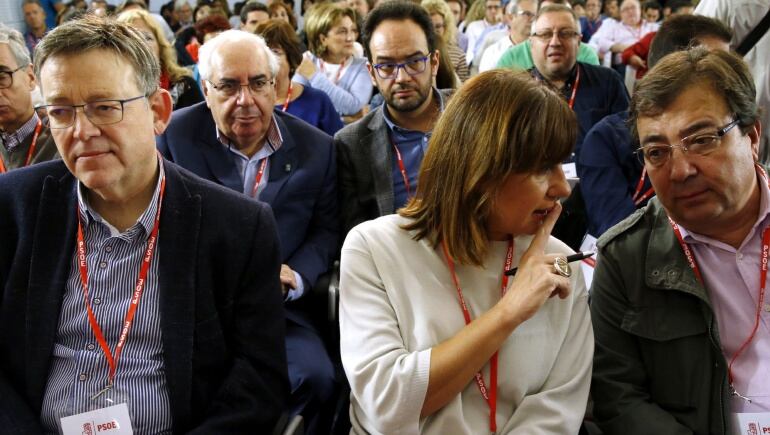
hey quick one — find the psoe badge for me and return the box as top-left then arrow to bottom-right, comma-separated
731,412 -> 770,435
60,403 -> 134,435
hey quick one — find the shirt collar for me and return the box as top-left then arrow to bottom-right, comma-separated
216,114 -> 283,158
530,64 -> 579,98
1,111 -> 40,152
77,156 -> 165,239
383,86 -> 444,135
681,166 -> 770,248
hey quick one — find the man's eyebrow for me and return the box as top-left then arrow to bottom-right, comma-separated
639,133 -> 667,146
375,51 -> 426,63
218,74 -> 269,82
679,120 -> 721,138
640,120 -> 723,145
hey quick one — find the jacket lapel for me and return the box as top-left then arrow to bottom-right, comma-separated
26,172 -> 78,409
198,106 -> 243,192
260,115 -> 296,205
157,162 -> 200,425
365,109 -> 395,215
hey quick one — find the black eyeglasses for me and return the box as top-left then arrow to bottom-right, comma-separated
38,95 -> 147,129
635,119 -> 741,167
206,77 -> 275,98
371,54 -> 431,80
0,65 -> 26,89
531,29 -> 581,41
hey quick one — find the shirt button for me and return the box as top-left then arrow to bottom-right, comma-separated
99,261 -> 107,269
764,304 -> 770,313
86,343 -> 95,351
737,253 -> 744,260
78,373 -> 88,381
93,297 -> 101,305
104,246 -> 113,253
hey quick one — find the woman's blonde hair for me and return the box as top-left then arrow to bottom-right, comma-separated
304,2 -> 356,58
400,70 -> 576,266
117,9 -> 191,83
421,0 -> 458,46
464,0 -> 486,24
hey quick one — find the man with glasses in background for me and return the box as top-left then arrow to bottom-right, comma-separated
591,47 -> 768,434
335,0 -> 451,238
157,29 -> 338,435
477,0 -> 537,73
528,4 -> 627,162
0,25 -> 58,173
0,16 -> 288,433
496,0 -> 600,77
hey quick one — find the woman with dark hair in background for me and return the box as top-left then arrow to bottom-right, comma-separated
269,1 -> 298,30
255,19 -> 344,135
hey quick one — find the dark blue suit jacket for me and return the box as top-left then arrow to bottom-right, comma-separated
157,102 -> 338,307
0,160 -> 289,434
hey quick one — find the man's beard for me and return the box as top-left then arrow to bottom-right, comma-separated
386,83 -> 431,113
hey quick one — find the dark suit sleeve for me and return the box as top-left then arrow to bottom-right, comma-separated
609,70 -> 631,114
0,369 -> 43,433
0,191 -> 43,433
189,204 -> 289,433
590,246 -> 693,435
285,136 -> 339,291
578,115 -> 638,236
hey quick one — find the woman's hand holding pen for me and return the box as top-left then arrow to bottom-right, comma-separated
496,203 -> 572,330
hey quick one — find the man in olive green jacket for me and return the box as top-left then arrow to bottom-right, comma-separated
590,48 -> 767,434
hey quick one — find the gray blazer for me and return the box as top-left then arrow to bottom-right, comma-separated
334,89 -> 453,239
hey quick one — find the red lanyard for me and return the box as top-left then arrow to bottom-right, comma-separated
441,239 -> 514,434
281,83 -> 293,112
250,157 -> 268,198
567,66 -> 580,110
631,167 -> 655,206
667,166 -> 770,389
391,138 -> 411,198
77,165 -> 166,393
319,57 -> 349,84
0,119 -> 42,173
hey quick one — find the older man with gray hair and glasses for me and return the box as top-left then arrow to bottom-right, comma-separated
0,25 -> 58,173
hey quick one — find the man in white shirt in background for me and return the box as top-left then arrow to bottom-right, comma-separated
478,0 -> 536,72
464,0 -> 504,67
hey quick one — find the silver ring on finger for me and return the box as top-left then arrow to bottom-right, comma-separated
553,257 -> 572,278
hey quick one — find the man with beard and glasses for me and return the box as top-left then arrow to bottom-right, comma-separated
156,30 -> 338,435
335,0 -> 453,238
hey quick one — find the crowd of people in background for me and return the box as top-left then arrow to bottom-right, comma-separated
1,0 -> 770,433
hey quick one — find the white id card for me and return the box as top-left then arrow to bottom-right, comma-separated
60,403 -> 134,435
731,412 -> 770,434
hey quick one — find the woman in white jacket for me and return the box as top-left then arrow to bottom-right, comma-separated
339,69 -> 594,435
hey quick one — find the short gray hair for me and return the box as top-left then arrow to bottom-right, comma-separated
33,15 -> 159,96
198,30 -> 279,81
0,25 -> 32,69
505,0 -> 519,15
174,0 -> 191,11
